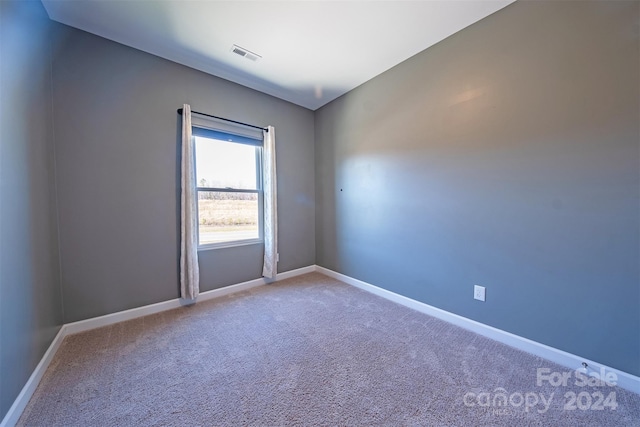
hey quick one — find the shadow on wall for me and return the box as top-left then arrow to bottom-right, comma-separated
314,0 -> 639,376
0,0 -> 63,419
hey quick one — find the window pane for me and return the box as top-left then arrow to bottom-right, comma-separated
198,191 -> 259,245
195,136 -> 258,190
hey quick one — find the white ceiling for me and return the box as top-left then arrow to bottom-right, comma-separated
42,0 -> 515,111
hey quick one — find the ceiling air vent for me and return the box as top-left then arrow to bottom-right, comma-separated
231,45 -> 261,62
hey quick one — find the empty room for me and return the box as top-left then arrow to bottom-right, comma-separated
1,0 -> 639,425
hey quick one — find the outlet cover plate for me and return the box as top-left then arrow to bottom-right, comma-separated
474,285 -> 486,302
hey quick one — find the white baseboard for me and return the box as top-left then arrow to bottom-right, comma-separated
273,265 -> 317,280
4,263 -> 636,427
64,265 -> 316,336
0,327 -> 66,427
0,265 -> 315,427
315,265 -> 640,395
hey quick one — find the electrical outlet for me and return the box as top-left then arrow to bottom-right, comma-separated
474,285 -> 486,302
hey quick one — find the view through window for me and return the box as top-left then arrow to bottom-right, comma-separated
194,132 -> 263,247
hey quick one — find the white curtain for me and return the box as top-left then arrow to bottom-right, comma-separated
180,104 -> 200,300
262,126 -> 278,279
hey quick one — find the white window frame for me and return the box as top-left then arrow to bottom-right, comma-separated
191,115 -> 264,251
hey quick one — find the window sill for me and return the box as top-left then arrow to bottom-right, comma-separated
198,238 -> 263,252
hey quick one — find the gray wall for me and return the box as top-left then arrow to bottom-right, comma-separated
2,1 -> 638,419
0,0 -> 64,419
315,1 -> 639,376
51,25 -> 315,323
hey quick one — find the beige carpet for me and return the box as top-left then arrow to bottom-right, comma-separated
18,273 -> 640,426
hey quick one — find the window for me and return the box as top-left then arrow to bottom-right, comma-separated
193,124 -> 263,249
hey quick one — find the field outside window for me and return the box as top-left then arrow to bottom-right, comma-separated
194,134 -> 263,248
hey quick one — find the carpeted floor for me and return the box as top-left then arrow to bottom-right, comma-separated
18,273 -> 640,426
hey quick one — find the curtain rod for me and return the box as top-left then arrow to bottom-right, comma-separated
177,108 -> 268,132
